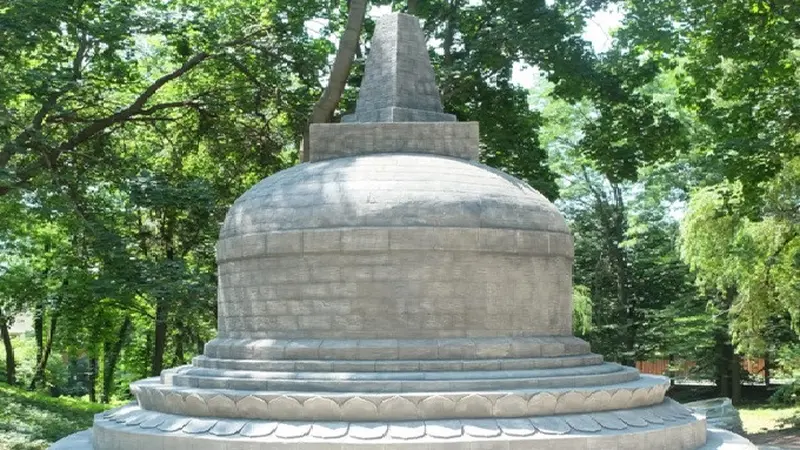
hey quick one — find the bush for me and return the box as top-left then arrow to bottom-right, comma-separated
0,384 -> 109,449
768,343 -> 800,427
770,381 -> 800,407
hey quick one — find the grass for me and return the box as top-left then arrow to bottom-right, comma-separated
740,405 -> 800,434
0,384 -> 112,450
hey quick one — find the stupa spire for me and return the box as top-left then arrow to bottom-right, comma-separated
343,13 -> 456,123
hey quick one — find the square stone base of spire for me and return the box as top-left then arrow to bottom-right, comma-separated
309,122 -> 479,162
342,107 -> 456,123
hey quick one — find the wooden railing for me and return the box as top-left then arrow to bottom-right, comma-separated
635,359 -> 766,378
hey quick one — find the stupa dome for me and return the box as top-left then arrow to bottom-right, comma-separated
221,154 -> 569,236
214,150 -> 575,340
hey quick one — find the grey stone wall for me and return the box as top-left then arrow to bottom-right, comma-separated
216,153 -> 574,339
309,122 -> 479,162
216,227 -> 573,339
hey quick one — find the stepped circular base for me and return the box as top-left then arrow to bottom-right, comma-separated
202,337 -> 591,362
49,401 -> 758,449
132,374 -> 669,421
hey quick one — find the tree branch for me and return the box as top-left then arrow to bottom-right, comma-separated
0,25 -> 91,169
0,30 -> 268,197
57,52 -> 211,154
303,0 -> 368,161
58,29 -> 266,154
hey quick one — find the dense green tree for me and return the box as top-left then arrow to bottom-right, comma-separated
0,0 -> 331,198
0,0 -> 334,399
534,76 -> 698,366
537,0 -> 800,402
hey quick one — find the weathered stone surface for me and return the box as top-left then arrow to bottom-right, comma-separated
311,122 -> 479,162
343,13 -> 453,122
52,402 -> 759,449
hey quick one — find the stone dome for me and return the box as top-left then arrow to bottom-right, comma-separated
220,154 -> 569,237
214,152 -> 575,340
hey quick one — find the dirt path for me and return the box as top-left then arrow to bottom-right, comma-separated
748,429 -> 800,449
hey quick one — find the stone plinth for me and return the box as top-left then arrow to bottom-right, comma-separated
50,11 -> 757,450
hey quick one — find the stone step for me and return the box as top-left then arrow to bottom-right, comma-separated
174,361 -> 625,382
191,353 -> 605,372
90,398 -> 706,450
164,363 -> 637,393
203,336 -> 591,361
131,374 -> 670,421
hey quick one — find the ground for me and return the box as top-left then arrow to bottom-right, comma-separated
0,383 -> 797,449
741,406 -> 800,448
0,385 -> 108,450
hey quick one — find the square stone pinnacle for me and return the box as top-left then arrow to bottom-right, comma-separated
347,13 -> 454,123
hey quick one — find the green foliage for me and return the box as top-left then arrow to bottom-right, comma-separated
535,74 -> 699,365
680,163 -> 800,357
771,382 -> 800,408
770,344 -> 800,425
0,0 -> 337,397
6,335 -> 68,392
0,384 -> 109,450
572,285 -> 593,336
618,0 -> 800,208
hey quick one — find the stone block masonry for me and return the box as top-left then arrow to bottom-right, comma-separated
310,122 -> 479,162
344,13 -> 454,123
216,226 -> 574,339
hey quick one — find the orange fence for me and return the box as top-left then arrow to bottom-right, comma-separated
636,359 -> 765,377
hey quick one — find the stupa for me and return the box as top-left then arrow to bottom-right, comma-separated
53,12 -> 756,450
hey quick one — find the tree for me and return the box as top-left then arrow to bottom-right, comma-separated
534,75 -> 697,366
680,162 -> 800,401
0,0 -> 320,198
303,0 -> 368,162
615,0 -> 800,209
1,0 -> 336,397
535,0 -> 799,399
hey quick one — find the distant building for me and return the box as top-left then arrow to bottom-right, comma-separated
8,313 -> 33,337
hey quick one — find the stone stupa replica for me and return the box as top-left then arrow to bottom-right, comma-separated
53,12 -> 755,450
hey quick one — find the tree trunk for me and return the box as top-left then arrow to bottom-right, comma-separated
152,212 -> 177,377
585,175 -> 633,366
764,352 -> 771,387
730,352 -> 742,405
442,0 -> 457,66
197,334 -> 205,355
608,184 -> 636,365
29,314 -> 57,390
302,0 -> 368,162
103,316 -> 131,403
151,303 -> 168,376
407,0 -> 419,14
0,310 -> 15,385
668,354 -> 675,386
173,321 -> 184,367
33,302 -> 43,374
717,337 -> 733,399
723,287 -> 742,404
714,287 -> 740,401
88,357 -> 97,403
144,332 -> 153,378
